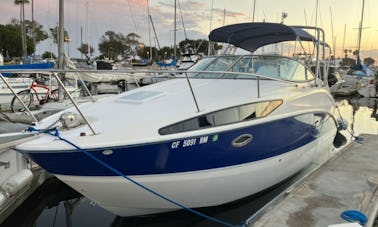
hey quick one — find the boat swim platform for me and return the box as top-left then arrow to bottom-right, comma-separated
247,134 -> 378,227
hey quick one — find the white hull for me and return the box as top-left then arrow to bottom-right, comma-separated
343,74 -> 376,98
56,132 -> 335,217
357,84 -> 376,98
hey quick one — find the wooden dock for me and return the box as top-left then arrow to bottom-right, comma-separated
247,134 -> 378,227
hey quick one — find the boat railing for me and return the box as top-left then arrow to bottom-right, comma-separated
1,68 -> 300,135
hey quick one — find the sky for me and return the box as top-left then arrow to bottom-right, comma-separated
0,0 -> 377,60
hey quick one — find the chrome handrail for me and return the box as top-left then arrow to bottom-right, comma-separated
0,67 -> 301,135
51,72 -> 97,135
0,73 -> 38,123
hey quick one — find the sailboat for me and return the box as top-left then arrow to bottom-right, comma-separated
342,0 -> 376,97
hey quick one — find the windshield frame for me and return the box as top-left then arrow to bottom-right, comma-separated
187,55 -> 315,83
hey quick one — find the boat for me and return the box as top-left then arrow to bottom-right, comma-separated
0,131 -> 44,223
343,64 -> 376,97
177,44 -> 201,70
0,62 -> 54,78
63,55 -> 154,94
310,64 -> 345,93
0,76 -> 34,108
340,0 -> 376,98
14,22 -> 339,217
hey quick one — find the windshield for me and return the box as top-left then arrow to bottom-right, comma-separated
188,55 -> 314,82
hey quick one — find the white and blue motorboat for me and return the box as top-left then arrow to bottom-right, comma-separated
15,23 -> 339,217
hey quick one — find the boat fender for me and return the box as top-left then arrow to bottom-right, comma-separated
328,223 -> 362,227
340,210 -> 368,226
141,77 -> 157,85
1,169 -> 33,196
0,191 -> 7,207
333,131 -> 347,148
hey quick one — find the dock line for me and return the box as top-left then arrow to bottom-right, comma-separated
336,105 -> 364,143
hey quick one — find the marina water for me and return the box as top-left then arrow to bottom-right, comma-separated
2,97 -> 377,227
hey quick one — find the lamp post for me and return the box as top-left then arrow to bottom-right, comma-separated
64,36 -> 71,57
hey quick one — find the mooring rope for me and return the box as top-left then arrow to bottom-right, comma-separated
335,105 -> 364,144
27,127 -> 247,227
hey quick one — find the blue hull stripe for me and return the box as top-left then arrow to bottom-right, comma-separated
20,113 -> 331,176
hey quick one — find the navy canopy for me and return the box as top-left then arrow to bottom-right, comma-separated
209,22 -> 321,52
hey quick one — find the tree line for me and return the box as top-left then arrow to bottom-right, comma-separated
340,49 -> 375,67
0,18 -> 220,63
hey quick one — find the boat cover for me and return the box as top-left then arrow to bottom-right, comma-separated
0,62 -> 54,77
63,55 -> 147,83
209,22 -> 321,52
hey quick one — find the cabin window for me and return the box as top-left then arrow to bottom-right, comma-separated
159,100 -> 283,135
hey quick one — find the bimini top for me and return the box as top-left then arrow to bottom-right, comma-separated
209,22 -> 318,52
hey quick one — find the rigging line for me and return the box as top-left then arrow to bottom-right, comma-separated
304,9 -> 311,53
329,7 -> 335,58
177,0 -> 188,40
149,15 -> 161,50
126,0 -> 139,34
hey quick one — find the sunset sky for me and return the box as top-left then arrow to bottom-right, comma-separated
0,0 -> 377,59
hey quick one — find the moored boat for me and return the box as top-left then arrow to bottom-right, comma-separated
15,23 -> 339,217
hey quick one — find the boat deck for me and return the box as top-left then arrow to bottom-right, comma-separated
247,134 -> 378,227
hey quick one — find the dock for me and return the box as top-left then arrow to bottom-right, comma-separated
247,134 -> 378,227
0,134 -> 48,223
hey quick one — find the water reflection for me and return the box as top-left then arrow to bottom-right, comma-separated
2,97 -> 377,227
3,174 -> 299,227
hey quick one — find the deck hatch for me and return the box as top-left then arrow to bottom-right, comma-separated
119,90 -> 165,103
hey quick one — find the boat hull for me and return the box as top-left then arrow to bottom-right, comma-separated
57,131 -> 333,217
19,111 -> 337,216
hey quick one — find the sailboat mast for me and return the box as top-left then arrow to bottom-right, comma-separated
173,0 -> 177,57
342,24 -> 346,57
329,7 -> 335,58
58,0 -> 64,69
357,0 -> 365,61
208,0 -> 214,56
251,0 -> 256,22
58,0 -> 65,102
31,0 -> 36,60
147,0 -> 152,61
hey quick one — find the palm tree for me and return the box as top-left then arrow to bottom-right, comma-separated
14,0 -> 30,62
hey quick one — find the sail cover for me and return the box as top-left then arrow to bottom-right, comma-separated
209,22 -> 321,52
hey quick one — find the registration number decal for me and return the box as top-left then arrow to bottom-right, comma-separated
171,135 -> 213,149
